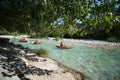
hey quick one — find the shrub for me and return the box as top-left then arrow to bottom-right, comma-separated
107,37 -> 118,42
36,48 -> 48,57
16,44 -> 24,48
0,30 -> 11,35
117,39 -> 120,42
54,37 -> 63,41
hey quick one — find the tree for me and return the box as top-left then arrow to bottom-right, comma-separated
0,0 -> 119,41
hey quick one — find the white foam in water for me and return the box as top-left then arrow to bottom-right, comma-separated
10,38 -> 120,80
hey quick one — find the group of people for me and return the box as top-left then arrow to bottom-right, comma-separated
19,38 -> 27,42
19,38 -> 40,45
19,38 -> 67,47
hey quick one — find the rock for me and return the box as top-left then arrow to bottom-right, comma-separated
0,37 -> 9,44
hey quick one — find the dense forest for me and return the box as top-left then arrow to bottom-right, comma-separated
0,0 -> 120,42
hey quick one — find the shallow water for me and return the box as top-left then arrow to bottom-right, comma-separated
10,38 -> 120,80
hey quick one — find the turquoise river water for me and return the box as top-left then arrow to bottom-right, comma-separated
10,38 -> 120,80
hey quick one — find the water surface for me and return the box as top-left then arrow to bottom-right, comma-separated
10,38 -> 120,80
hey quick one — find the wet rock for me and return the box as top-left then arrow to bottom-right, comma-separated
43,59 -> 47,61
25,55 -> 38,62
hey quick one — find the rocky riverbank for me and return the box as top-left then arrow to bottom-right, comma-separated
0,42 -> 83,80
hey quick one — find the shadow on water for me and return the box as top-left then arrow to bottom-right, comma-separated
0,43 -> 53,80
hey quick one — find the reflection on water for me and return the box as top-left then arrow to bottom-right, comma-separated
10,38 -> 120,80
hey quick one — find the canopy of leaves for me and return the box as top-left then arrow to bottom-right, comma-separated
0,0 -> 120,41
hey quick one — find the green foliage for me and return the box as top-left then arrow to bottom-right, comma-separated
0,0 -> 119,41
0,30 -> 11,35
36,48 -> 48,57
54,37 -> 63,41
107,37 -> 118,42
1,0 -> 89,38
81,0 -> 119,40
